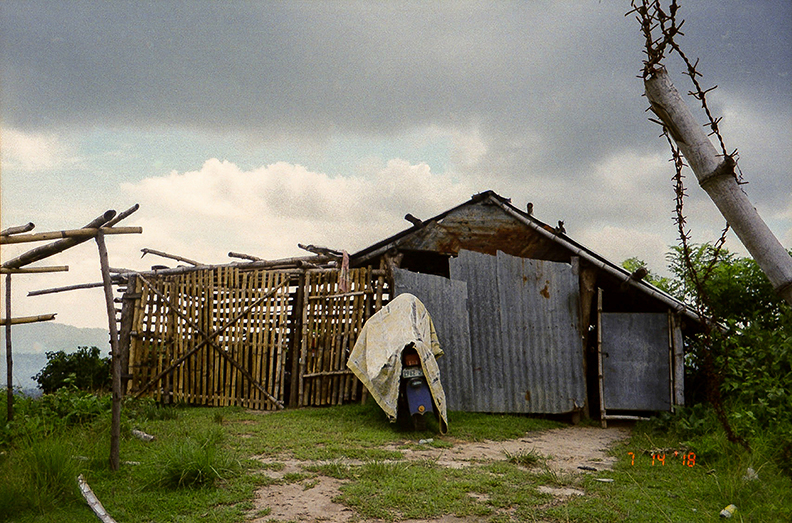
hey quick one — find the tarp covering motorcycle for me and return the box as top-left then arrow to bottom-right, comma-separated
347,293 -> 448,433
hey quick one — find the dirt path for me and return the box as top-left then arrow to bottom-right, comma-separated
250,425 -> 630,522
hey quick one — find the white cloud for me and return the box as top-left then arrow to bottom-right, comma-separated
121,158 -> 476,267
0,128 -> 77,172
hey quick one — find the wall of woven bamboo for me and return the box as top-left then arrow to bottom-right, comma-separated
124,266 -> 386,410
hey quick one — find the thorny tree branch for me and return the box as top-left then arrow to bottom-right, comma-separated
632,0 -> 750,451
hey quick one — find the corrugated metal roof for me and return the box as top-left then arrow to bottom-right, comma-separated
351,190 -> 700,324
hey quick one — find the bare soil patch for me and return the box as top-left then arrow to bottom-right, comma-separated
250,425 -> 630,522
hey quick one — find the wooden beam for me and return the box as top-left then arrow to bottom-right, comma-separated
228,251 -> 263,262
1,266 -> 69,274
140,248 -> 201,267
28,282 -> 108,297
2,314 -> 57,326
2,210 -> 116,269
1,223 -> 34,236
1,227 -> 141,244
104,204 -> 139,228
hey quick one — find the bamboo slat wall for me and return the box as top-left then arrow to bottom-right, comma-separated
125,265 -> 386,409
127,267 -> 293,409
298,267 -> 384,407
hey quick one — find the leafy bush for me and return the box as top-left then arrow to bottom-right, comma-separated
34,346 -> 111,393
1,387 -> 111,447
654,245 -> 792,474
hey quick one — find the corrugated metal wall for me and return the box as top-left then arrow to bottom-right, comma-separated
452,250 -> 585,414
494,253 -> 584,413
394,250 -> 585,414
392,268 -> 474,411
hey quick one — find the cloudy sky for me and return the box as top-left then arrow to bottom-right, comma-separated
2,0 -> 790,329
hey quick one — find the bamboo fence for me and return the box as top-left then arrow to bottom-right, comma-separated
125,265 -> 386,409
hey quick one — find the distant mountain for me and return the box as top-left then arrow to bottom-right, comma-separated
1,322 -> 110,391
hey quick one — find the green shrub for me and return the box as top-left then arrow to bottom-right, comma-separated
1,388 -> 111,447
34,346 -> 111,393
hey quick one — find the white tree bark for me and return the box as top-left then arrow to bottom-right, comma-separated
645,67 -> 792,305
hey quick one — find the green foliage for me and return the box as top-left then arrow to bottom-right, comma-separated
1,388 -> 110,447
657,244 -> 792,471
665,244 -> 788,327
621,256 -> 672,292
34,346 -> 111,393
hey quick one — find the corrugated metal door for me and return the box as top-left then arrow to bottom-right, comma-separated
393,268 -> 474,411
451,250 -> 585,414
600,313 -> 671,411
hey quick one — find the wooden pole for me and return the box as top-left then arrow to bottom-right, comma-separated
117,275 -> 137,393
0,227 -> 141,245
645,67 -> 792,304
95,232 -> 121,471
5,275 -> 12,422
1,223 -> 34,236
1,266 -> 69,274
2,210 -> 116,269
28,282 -> 108,297
104,204 -> 139,228
2,314 -> 57,326
141,248 -> 202,267
228,251 -> 263,262
289,272 -> 306,407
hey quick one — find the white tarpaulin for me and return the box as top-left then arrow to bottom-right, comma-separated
347,293 -> 448,433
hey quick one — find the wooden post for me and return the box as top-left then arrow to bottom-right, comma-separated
289,272 -> 306,407
95,232 -> 122,471
117,275 -> 137,394
5,274 -> 12,422
597,288 -> 606,428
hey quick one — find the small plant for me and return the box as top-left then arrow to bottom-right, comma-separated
504,448 -> 545,468
213,412 -> 225,424
149,429 -> 240,489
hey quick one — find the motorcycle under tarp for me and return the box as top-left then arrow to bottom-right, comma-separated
347,293 -> 448,434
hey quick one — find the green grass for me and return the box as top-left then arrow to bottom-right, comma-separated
2,394 -> 790,522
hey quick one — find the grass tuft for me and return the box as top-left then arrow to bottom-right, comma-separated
504,448 -> 545,467
148,428 -> 241,489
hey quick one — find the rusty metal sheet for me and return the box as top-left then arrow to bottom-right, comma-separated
449,250 -> 505,412
601,313 -> 671,411
393,268 -> 474,411
396,203 -> 569,262
451,250 -> 585,414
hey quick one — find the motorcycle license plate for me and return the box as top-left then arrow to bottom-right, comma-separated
402,367 -> 424,379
